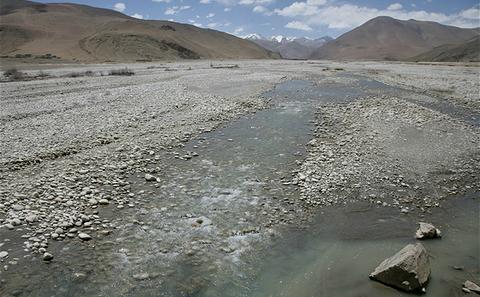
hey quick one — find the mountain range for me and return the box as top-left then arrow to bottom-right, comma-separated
244,34 -> 333,59
310,16 -> 479,61
0,0 -> 277,62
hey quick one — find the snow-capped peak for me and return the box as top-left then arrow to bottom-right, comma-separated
270,35 -> 284,43
243,33 -> 264,40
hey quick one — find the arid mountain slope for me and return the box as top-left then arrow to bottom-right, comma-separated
310,16 -> 479,60
0,0 -> 277,62
410,36 -> 480,62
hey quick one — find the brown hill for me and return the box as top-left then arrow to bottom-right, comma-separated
310,16 -> 479,61
410,36 -> 480,62
0,0 -> 277,62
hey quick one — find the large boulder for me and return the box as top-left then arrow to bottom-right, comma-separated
370,243 -> 430,292
415,222 -> 441,239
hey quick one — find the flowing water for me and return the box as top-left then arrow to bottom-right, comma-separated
1,75 -> 478,297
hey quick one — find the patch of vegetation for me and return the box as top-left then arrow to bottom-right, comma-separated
147,65 -> 169,70
14,53 -> 32,58
36,53 -> 60,59
64,70 -> 100,78
7,53 -> 60,60
108,68 -> 135,76
65,72 -> 85,78
160,25 -> 176,31
210,63 -> 240,69
3,68 -> 25,81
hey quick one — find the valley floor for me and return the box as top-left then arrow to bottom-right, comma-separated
0,60 -> 478,297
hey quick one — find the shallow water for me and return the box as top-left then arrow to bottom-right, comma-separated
1,75 -> 478,297
250,193 -> 479,297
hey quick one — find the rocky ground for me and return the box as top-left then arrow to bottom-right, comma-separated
0,60 -> 478,296
0,61 -> 286,268
298,95 -> 479,213
353,61 -> 480,110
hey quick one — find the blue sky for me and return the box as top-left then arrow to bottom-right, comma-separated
36,0 -> 480,38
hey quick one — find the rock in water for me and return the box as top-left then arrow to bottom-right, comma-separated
42,252 -> 54,261
415,222 -> 441,239
464,280 -> 480,294
369,243 -> 430,292
0,251 -> 8,259
78,233 -> 92,241
133,273 -> 150,281
144,174 -> 157,182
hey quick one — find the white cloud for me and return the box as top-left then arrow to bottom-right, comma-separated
165,7 -> 176,15
239,0 -> 273,5
113,2 -> 126,12
276,2 -> 480,30
153,0 -> 171,3
460,7 -> 480,19
207,22 -> 219,28
285,20 -> 312,31
387,3 -> 403,11
206,12 -> 215,18
275,2 -> 319,17
224,7 -> 231,11
231,26 -> 244,36
131,13 -> 144,19
206,0 -> 274,6
253,5 -> 267,13
306,0 -> 326,5
164,5 -> 191,15
210,0 -> 238,5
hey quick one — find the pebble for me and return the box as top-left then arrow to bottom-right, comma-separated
133,273 -> 150,280
145,174 -> 157,182
98,199 -> 110,205
78,233 -> 92,241
0,251 -> 8,259
42,253 -> 54,261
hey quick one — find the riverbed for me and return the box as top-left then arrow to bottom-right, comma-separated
0,60 -> 478,297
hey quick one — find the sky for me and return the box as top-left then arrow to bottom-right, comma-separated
35,0 -> 480,39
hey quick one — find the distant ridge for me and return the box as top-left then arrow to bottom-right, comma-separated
410,36 -> 480,62
0,0 -> 278,62
245,35 -> 332,59
310,16 -> 479,61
